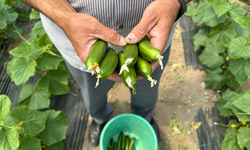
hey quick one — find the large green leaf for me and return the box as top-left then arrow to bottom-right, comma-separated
38,33 -> 53,47
18,84 -> 50,110
0,95 -> 11,119
229,58 -> 250,85
44,141 -> 64,150
30,9 -> 40,20
11,58 -> 37,86
199,6 -> 227,27
228,2 -> 246,20
199,43 -> 225,69
19,137 -> 42,150
211,0 -> 230,18
216,89 -> 234,117
0,122 -> 20,150
0,11 -> 6,29
4,24 -> 22,39
10,106 -> 47,136
37,65 -> 70,95
233,91 -> 250,113
205,68 -> 230,90
0,5 -> 18,22
235,16 -> 250,31
193,29 -> 209,51
234,22 -> 249,40
36,53 -> 64,71
226,76 -> 240,91
237,127 -> 250,149
39,110 -> 69,146
9,43 -> 32,58
17,9 -> 29,21
31,21 -> 46,39
228,37 -> 250,59
185,3 -> 198,17
221,135 -> 237,150
208,24 -> 236,45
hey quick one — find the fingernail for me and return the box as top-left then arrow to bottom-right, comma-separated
126,33 -> 136,43
120,37 -> 127,45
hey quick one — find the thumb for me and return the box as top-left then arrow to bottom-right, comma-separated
126,13 -> 157,44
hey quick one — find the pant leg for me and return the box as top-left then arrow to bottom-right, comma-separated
65,60 -> 115,124
130,45 -> 171,122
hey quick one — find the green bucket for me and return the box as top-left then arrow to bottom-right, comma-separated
100,113 -> 158,150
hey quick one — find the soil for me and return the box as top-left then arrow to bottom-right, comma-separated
81,23 -> 221,150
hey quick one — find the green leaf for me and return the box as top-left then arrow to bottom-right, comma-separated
211,0 -> 230,17
44,141 -> 64,150
4,24 -> 22,39
225,127 -> 237,137
11,58 -> 37,86
30,9 -> 40,20
0,122 -> 20,150
18,84 -> 50,110
39,110 -> 69,146
199,43 -> 225,69
208,24 -> 236,45
229,58 -> 250,85
233,91 -> 250,113
31,21 -> 46,39
0,5 -> 18,22
228,2 -> 246,20
38,33 -> 53,47
216,89 -> 234,117
10,106 -> 47,136
185,3 -> 198,17
9,43 -> 32,58
235,16 -> 250,31
6,59 -> 14,80
37,65 -> 70,95
233,22 -> 250,40
0,95 -> 11,119
17,9 -> 29,21
205,68 -> 230,90
221,134 -> 237,150
0,11 -> 6,29
193,29 -> 209,51
237,127 -> 250,149
36,53 -> 64,71
226,76 -> 240,91
19,137 -> 42,150
199,6 -> 227,27
228,37 -> 250,59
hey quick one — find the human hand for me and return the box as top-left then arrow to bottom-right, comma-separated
61,13 -> 127,64
125,0 -> 181,78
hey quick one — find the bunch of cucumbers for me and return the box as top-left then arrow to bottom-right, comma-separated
108,132 -> 136,150
85,36 -> 164,94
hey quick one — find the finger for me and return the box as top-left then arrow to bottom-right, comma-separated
77,38 -> 98,63
94,24 -> 127,47
150,62 -> 160,73
126,11 -> 157,44
107,70 -> 123,82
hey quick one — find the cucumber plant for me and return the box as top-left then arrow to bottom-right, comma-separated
0,0 -> 30,47
186,0 -> 250,149
0,95 -> 69,150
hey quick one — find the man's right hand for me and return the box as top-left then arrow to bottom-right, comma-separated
61,13 -> 127,63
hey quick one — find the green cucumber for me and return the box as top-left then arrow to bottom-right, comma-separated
95,48 -> 118,87
110,137 -> 115,147
118,132 -> 123,149
125,136 -> 130,150
119,44 -> 138,75
85,40 -> 107,74
113,141 -> 117,150
135,56 -> 157,87
128,137 -> 135,150
122,134 -> 126,149
108,146 -> 112,150
118,51 -> 137,94
124,44 -> 138,66
138,36 -> 164,70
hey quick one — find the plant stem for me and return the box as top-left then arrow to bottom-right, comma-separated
214,122 -> 228,128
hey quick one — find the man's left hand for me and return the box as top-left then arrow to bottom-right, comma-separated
125,0 -> 181,80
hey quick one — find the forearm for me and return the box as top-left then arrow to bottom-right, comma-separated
22,0 -> 76,28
